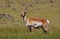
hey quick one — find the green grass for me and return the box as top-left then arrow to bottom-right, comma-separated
0,0 -> 60,39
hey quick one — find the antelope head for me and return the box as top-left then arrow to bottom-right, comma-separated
21,8 -> 27,22
21,7 -> 27,17
21,10 -> 26,17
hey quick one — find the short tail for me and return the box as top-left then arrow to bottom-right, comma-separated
47,20 -> 50,24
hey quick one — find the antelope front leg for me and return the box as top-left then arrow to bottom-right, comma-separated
28,26 -> 34,33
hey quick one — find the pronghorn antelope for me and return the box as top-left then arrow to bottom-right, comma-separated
21,9 -> 50,33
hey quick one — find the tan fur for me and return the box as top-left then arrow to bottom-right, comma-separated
21,10 -> 50,33
27,17 -> 48,26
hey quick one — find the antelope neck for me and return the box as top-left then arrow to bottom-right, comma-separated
23,15 -> 27,22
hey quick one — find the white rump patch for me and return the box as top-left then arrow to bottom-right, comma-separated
47,20 -> 50,24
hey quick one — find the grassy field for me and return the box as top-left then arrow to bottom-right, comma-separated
0,0 -> 60,39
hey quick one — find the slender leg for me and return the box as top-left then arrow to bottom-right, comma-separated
41,26 -> 48,33
28,26 -> 33,33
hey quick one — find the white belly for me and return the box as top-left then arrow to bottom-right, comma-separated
26,21 -> 42,27
32,21 -> 42,27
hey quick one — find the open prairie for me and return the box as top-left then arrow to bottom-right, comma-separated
0,0 -> 60,39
